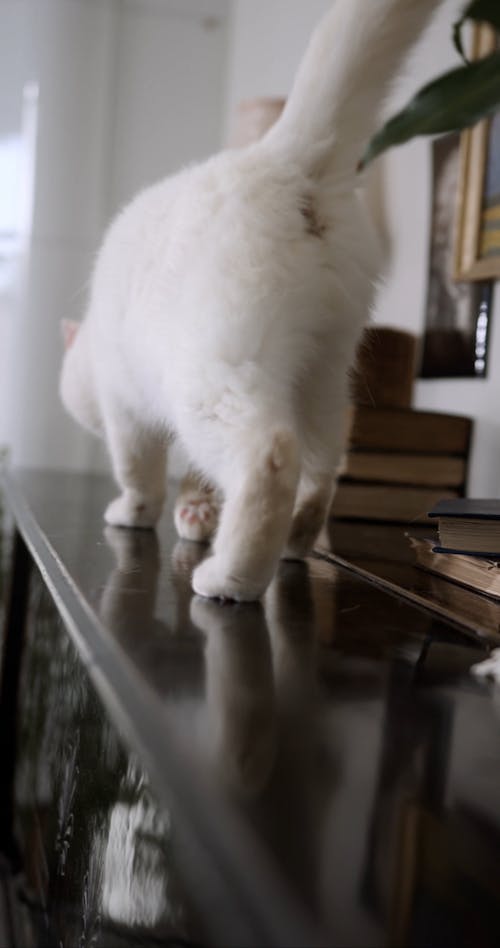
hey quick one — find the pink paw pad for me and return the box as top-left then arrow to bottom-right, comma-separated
175,495 -> 218,542
180,501 -> 212,524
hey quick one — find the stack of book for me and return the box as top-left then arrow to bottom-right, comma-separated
331,404 -> 473,524
331,326 -> 473,524
411,498 -> 500,600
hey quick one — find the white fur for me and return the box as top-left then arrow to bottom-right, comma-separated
60,0 -> 441,601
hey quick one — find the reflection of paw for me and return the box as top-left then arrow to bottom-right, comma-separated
192,556 -> 264,602
104,525 -> 160,573
189,595 -> 241,636
171,540 -> 207,579
174,493 -> 219,542
103,525 -> 139,571
104,491 -> 163,529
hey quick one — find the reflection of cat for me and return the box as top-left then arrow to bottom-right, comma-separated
100,526 -> 277,796
60,1 -> 441,602
190,560 -> 322,799
191,597 -> 277,797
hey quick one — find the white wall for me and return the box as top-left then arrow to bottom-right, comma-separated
110,0 -> 230,217
224,0 -> 331,138
1,0 -> 230,476
2,0 -> 118,474
225,0 -> 500,496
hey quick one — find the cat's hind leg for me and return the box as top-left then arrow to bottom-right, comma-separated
102,396 -> 167,529
283,469 -> 334,560
283,358 -> 352,560
174,471 -> 220,542
192,426 -> 300,602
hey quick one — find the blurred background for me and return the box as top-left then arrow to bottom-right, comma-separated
1,0 -> 498,493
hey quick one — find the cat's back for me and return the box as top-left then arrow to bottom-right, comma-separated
88,143 -> 373,370
89,170 -> 189,309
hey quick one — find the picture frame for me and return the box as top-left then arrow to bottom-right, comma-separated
420,130 -> 493,379
454,24 -> 500,281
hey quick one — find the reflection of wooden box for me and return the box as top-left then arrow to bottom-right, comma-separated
349,326 -> 418,409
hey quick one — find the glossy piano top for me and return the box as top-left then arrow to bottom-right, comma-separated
2,468 -> 500,947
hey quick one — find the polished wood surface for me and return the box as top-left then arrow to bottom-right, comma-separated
2,470 -> 500,947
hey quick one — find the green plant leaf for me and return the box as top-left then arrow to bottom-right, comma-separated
452,19 -> 468,62
453,0 -> 500,61
359,51 -> 500,170
460,0 -> 500,30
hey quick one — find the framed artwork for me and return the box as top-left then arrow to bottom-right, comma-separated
454,25 -> 500,281
420,132 -> 494,379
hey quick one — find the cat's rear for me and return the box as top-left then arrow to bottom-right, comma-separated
61,0 -> 442,601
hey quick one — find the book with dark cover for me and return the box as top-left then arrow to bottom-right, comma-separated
428,498 -> 500,520
428,498 -> 500,556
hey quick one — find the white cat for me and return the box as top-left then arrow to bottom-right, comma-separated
60,0 -> 441,602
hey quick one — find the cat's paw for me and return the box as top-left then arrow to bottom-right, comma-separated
104,491 -> 163,529
282,499 -> 324,560
281,530 -> 314,562
281,544 -> 308,562
174,493 -> 219,542
192,556 -> 264,602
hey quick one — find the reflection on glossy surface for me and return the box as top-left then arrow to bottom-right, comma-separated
191,596 -> 276,797
4,471 -> 500,946
0,492 -> 11,640
102,771 -> 170,929
319,519 -> 500,643
13,568 -> 191,947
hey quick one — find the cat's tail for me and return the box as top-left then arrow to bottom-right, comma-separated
262,0 -> 442,180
